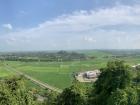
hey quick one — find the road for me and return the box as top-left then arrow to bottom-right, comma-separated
4,65 -> 62,93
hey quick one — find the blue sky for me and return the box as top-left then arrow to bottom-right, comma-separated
0,0 -> 140,51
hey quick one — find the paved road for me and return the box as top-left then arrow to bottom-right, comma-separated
5,65 -> 62,93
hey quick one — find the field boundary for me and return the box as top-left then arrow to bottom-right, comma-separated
4,65 -> 62,93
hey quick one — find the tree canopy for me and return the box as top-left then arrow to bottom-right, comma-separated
0,76 -> 37,105
89,61 -> 139,105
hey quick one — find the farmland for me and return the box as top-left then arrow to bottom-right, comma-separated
4,60 -> 106,89
0,50 -> 140,89
0,66 -> 14,77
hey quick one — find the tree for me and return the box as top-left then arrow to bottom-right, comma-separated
89,61 -> 133,105
134,70 -> 140,83
107,87 -> 138,105
43,91 -> 58,105
0,76 -> 37,105
57,81 -> 87,105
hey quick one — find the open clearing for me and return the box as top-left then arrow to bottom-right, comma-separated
1,50 -> 140,89
6,60 -> 106,89
0,64 -> 15,77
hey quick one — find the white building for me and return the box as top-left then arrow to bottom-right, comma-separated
132,64 -> 140,69
76,70 -> 101,82
85,70 -> 100,79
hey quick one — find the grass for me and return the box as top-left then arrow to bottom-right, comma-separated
4,57 -> 110,89
0,63 -> 15,77
1,50 -> 140,89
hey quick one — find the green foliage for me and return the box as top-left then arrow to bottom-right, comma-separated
137,88 -> 140,105
95,61 -> 131,94
57,81 -> 88,105
107,89 -> 128,105
89,60 -> 138,105
0,76 -> 37,105
107,87 -> 138,105
134,70 -> 140,83
43,91 -> 58,105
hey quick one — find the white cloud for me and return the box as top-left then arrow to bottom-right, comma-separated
2,24 -> 13,30
1,5 -> 140,51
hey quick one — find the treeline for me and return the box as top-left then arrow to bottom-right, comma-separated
103,49 -> 140,59
0,51 -> 88,62
0,61 -> 140,105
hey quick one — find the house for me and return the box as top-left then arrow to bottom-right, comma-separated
75,70 -> 101,82
85,70 -> 100,79
132,64 -> 140,70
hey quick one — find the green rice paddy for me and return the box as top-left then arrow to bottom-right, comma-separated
0,50 -> 140,89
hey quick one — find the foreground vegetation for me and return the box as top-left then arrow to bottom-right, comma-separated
0,76 -> 37,105
0,60 -> 140,105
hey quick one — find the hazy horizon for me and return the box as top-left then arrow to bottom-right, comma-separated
1,0 -> 140,51
1,49 -> 140,53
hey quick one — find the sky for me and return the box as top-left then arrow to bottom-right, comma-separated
0,0 -> 140,51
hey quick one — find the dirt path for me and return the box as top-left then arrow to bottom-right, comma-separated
4,65 -> 62,93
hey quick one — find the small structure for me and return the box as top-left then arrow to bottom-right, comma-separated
85,70 -> 100,79
76,70 -> 101,82
132,64 -> 140,70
